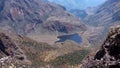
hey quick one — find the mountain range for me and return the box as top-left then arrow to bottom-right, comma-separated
0,0 -> 120,68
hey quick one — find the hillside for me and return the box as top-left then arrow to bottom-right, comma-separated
0,0 -> 86,35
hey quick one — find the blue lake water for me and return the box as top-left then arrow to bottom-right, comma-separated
55,33 -> 82,44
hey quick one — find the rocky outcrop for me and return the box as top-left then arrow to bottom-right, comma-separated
0,32 -> 31,68
81,25 -> 120,68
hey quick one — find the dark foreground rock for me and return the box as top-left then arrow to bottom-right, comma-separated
81,25 -> 120,68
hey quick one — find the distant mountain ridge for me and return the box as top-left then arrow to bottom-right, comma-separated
48,0 -> 107,10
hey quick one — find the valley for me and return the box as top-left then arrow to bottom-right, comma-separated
0,0 -> 120,68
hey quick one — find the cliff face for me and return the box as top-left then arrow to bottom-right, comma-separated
81,25 -> 120,68
0,0 -> 86,35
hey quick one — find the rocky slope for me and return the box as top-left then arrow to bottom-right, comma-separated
81,25 -> 120,68
0,0 -> 86,35
0,32 -> 31,68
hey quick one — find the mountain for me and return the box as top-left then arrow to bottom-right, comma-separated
81,25 -> 120,68
0,0 -> 120,68
48,0 -> 107,10
0,0 -> 86,35
84,0 -> 120,27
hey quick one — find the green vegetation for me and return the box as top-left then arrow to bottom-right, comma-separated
19,37 -> 56,67
51,50 -> 89,66
22,39 -> 51,49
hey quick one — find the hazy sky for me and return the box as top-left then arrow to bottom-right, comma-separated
48,0 -> 107,10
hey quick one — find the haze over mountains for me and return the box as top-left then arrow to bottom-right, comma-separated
48,0 -> 107,10
48,0 -> 107,19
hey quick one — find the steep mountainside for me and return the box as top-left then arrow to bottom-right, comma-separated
0,0 -> 86,35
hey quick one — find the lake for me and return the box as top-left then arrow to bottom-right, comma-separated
55,33 -> 82,44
